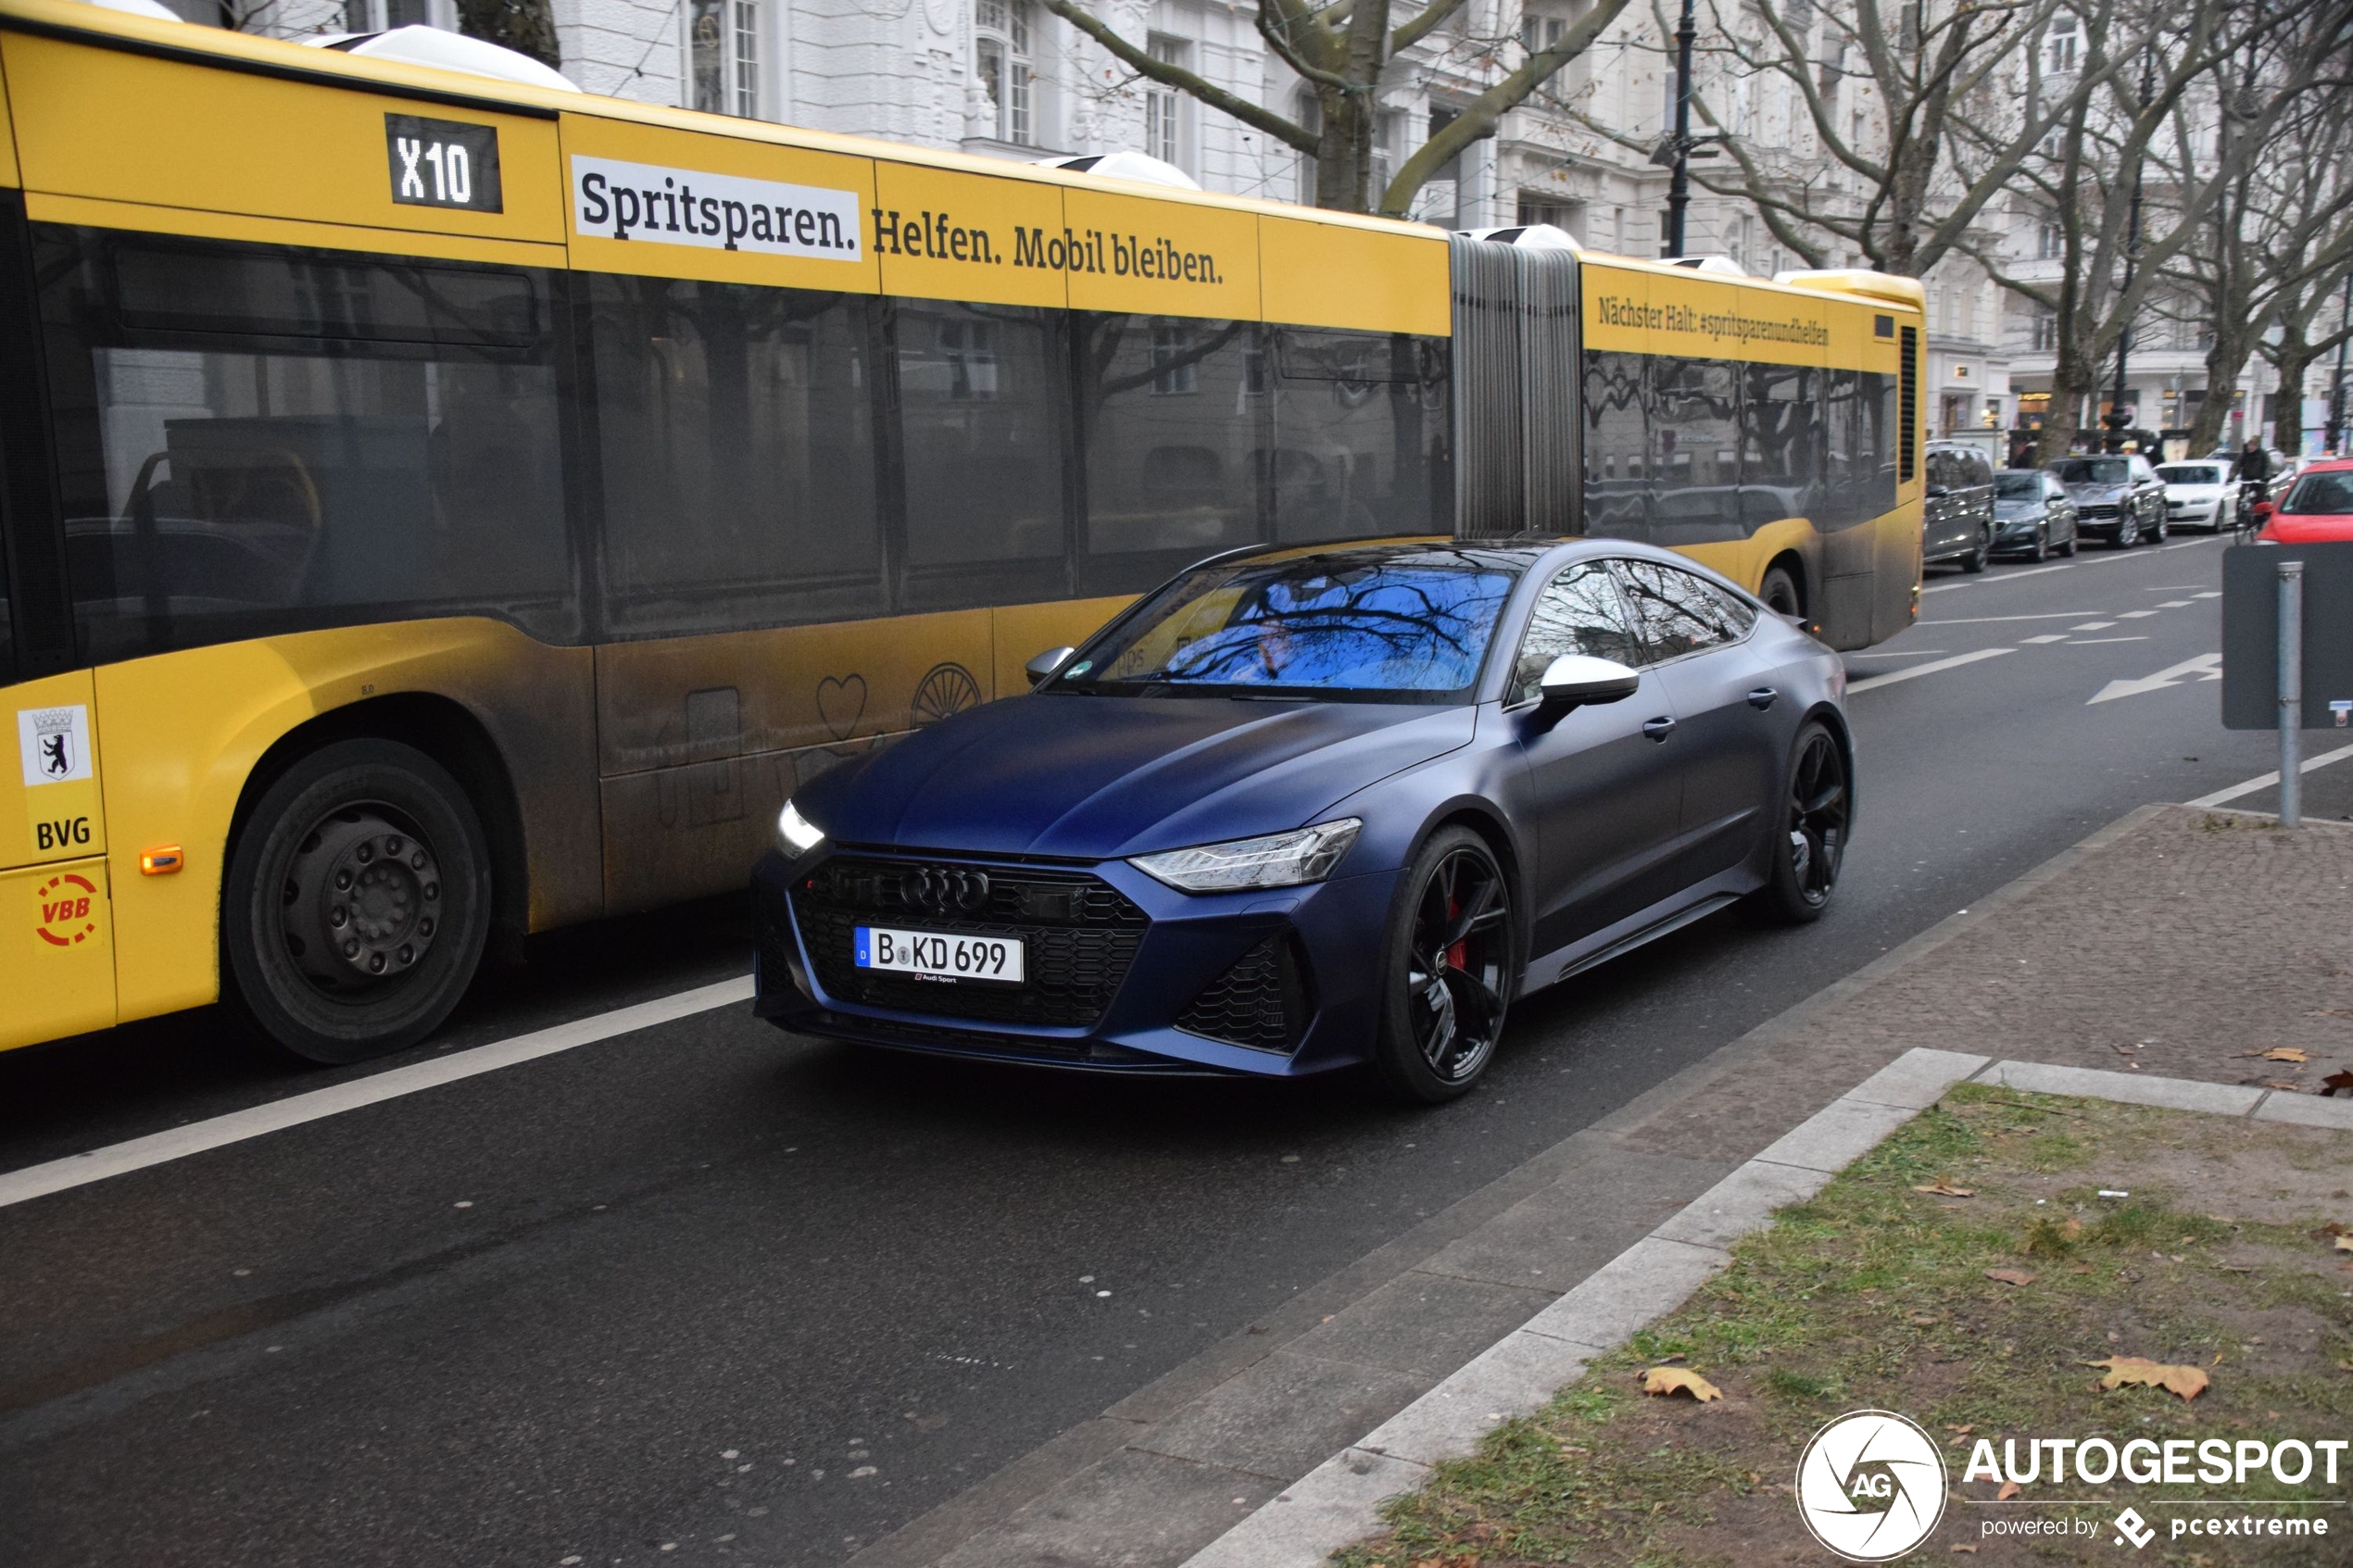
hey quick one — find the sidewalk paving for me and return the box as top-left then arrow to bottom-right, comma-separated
1172,805 -> 2353,1568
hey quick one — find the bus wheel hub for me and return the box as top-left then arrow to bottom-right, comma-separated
287,807 -> 442,988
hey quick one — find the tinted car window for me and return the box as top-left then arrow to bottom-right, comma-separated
2158,464 -> 2227,484
1508,561 -> 1643,705
1614,559 -> 1751,662
1964,452 -> 1994,486
2052,458 -> 2130,486
1994,471 -> 2042,498
1062,549 -> 1520,699
2282,472 -> 2353,514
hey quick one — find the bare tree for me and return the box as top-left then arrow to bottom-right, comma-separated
1032,0 -> 1636,216
457,0 -> 561,70
1559,0 -> 2132,276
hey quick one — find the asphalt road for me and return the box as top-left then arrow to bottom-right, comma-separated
4,530 -> 2347,1568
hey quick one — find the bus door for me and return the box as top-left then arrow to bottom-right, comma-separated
1,671 -> 117,1049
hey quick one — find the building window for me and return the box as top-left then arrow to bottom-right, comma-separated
1145,34 -> 1188,170
343,0 -> 449,28
2031,310 -> 2058,352
689,0 -> 761,119
976,0 -> 1036,145
1149,321 -> 1199,395
2036,219 -> 2062,259
2045,13 -> 2080,72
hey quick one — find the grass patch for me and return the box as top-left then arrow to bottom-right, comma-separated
1337,1085 -> 2353,1566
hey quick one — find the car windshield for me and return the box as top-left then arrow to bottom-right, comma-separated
2158,464 -> 2226,485
2281,471 -> 2353,516
2053,458 -> 2130,485
1052,549 -> 1522,701
1994,472 -> 2044,498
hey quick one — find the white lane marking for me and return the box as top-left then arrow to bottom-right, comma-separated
1920,561 -> 2081,592
1845,648 -> 1951,659
2115,609 -> 2158,619
2020,633 -> 2070,645
2088,651 -> 2222,705
1846,646 -> 2013,693
2074,538 -> 2216,566
0,975 -> 756,1210
2188,742 -> 2353,808
2195,591 -> 2221,599
1919,612 -> 2109,625
2070,621 -> 2117,632
2067,636 -> 2149,645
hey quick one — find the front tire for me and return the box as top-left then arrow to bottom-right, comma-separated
1370,826 -> 1513,1104
2026,523 -> 2049,563
2114,513 -> 2139,548
1746,721 -> 1849,926
223,739 -> 492,1064
2147,508 -> 2168,544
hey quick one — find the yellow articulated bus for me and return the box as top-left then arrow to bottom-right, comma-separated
0,0 -> 1925,1063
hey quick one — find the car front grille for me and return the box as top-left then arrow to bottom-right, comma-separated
1176,935 -> 1308,1052
2079,503 -> 2120,520
789,856 -> 1147,1029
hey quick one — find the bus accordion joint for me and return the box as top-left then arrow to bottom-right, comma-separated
140,845 -> 185,876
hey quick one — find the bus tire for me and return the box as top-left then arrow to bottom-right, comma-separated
223,739 -> 492,1065
1758,564 -> 1803,619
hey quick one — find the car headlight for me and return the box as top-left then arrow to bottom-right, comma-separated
1129,819 -> 1362,893
775,798 -> 826,857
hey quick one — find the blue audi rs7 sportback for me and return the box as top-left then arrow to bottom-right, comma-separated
752,539 -> 1852,1100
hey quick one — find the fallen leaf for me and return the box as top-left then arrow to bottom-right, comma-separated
2335,1236 -> 2353,1254
2059,1219 -> 2083,1240
2265,1081 -> 2308,1092
1914,1177 -> 1977,1198
1984,1268 -> 2036,1286
1945,1424 -> 1976,1436
2242,1047 -> 2310,1062
1951,1545 -> 1980,1554
1658,1351 -> 1687,1363
1996,1481 -> 2021,1501
2322,1071 -> 2353,1098
2337,1361 -> 2353,1373
1911,1313 -> 1942,1325
2316,1222 -> 2352,1238
1641,1366 -> 1722,1402
2218,1264 -> 2257,1273
2087,1356 -> 2209,1400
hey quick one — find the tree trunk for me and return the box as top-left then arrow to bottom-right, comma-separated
457,0 -> 561,72
2037,337 -> 2100,466
2187,322 -> 2250,455
1313,89 -> 1373,211
2270,342 -> 2317,452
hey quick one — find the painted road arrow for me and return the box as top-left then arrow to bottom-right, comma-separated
2088,651 -> 2222,705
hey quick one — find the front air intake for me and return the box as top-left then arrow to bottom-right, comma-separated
1176,935 -> 1310,1052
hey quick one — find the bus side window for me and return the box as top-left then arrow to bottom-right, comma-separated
588,275 -> 884,637
36,227 -> 573,661
1580,350 -> 1648,541
1265,326 -> 1446,545
1741,360 -> 1818,530
1649,357 -> 1740,546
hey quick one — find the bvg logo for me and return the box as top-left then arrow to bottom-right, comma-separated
1795,1410 -> 1948,1561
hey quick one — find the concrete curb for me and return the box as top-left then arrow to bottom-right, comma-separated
1176,1047 -> 2352,1568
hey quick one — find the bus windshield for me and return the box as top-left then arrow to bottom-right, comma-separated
1053,550 -> 1521,700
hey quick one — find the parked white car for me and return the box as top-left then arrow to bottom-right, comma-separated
2157,460 -> 2239,531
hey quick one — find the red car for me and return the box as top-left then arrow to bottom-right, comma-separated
2256,458 -> 2353,542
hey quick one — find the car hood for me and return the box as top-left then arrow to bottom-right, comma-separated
2261,514 -> 2353,544
2064,483 -> 2128,501
1994,500 -> 2043,517
796,694 -> 1478,860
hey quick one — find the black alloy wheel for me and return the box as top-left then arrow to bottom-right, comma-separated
1747,721 -> 1848,925
1960,523 -> 1991,573
223,739 -> 491,1064
1372,826 -> 1512,1103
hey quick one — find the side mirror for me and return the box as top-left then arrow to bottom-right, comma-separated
1538,655 -> 1642,716
2254,500 -> 2275,521
1025,645 -> 1078,682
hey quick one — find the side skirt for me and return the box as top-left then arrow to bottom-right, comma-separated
1517,877 -> 1754,999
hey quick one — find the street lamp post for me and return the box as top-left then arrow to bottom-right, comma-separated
1664,0 -> 1696,258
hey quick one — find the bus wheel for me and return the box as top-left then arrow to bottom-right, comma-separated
224,739 -> 492,1064
1758,565 -> 1803,619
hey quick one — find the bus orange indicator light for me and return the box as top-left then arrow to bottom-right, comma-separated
140,845 -> 184,875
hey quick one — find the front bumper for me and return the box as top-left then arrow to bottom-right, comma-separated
1992,517 -> 2046,547
750,847 -> 1402,1077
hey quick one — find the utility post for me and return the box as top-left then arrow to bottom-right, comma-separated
2106,51 -> 2155,454
2332,270 -> 2352,455
1664,0 -> 1697,258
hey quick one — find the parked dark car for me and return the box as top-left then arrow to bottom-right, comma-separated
2051,454 -> 2168,546
1991,469 -> 2079,560
1922,443 -> 1998,571
752,540 -> 1853,1102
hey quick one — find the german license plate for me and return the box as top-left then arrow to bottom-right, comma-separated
854,925 -> 1026,984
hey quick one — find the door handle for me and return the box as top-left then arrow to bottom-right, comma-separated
1746,687 -> 1780,710
1642,716 -> 1678,742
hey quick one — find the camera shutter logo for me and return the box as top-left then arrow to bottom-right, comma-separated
1794,1410 -> 1948,1562
19,706 -> 93,787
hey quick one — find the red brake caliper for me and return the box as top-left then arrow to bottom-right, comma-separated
1446,891 -> 1466,972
